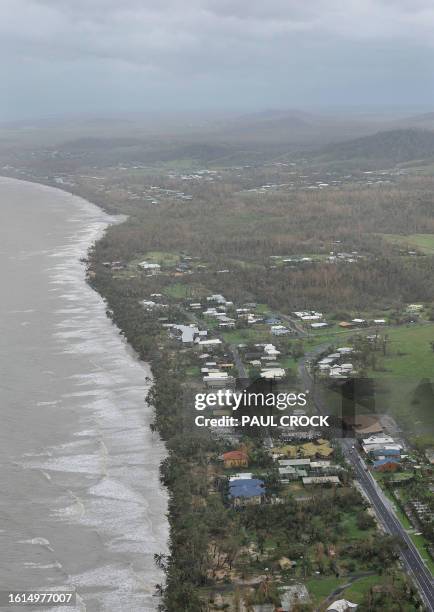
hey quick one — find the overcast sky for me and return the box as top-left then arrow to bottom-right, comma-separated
2,0 -> 434,120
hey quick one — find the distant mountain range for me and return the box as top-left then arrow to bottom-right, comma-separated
316,128 -> 434,164
203,109 -> 384,148
3,109 -> 434,168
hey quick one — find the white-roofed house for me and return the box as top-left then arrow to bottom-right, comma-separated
327,599 -> 358,612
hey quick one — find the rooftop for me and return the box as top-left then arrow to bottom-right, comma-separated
229,478 -> 265,499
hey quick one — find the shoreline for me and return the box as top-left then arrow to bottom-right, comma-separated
0,176 -> 169,609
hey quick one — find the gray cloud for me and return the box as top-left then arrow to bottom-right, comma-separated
2,0 -> 434,119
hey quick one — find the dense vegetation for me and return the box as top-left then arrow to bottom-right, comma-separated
4,123 -> 434,609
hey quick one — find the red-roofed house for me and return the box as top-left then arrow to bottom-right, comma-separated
223,450 -> 249,469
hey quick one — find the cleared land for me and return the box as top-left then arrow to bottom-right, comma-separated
382,233 -> 434,254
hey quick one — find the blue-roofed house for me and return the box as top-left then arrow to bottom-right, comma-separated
265,316 -> 281,325
371,448 -> 401,459
228,478 -> 265,507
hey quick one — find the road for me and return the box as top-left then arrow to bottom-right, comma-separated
183,300 -> 433,606
298,349 -> 434,611
279,312 -> 307,336
228,343 -> 248,379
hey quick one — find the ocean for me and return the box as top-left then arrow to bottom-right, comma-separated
0,177 -> 168,611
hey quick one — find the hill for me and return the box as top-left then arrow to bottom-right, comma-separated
316,128 -> 434,165
206,109 -> 381,147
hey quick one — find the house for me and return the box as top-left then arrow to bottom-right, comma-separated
352,318 -> 367,326
339,321 -> 355,329
278,459 -> 311,468
336,347 -> 353,355
311,322 -> 329,329
265,316 -> 281,325
362,435 -> 395,446
406,304 -> 423,313
229,473 -> 253,481
317,358 -> 334,372
207,294 -> 226,303
260,368 -> 286,380
329,365 -> 353,379
139,261 -> 161,274
350,414 -> 384,437
327,600 -> 358,612
223,450 -> 249,468
203,307 -> 218,316
271,325 -> 290,336
273,445 -> 298,458
294,311 -> 323,321
198,338 -> 223,347
373,458 -> 400,472
299,440 -> 334,458
361,435 -> 401,454
228,478 -> 265,507
309,460 -> 332,473
204,372 -> 235,388
263,344 -> 281,357
278,466 -> 299,480
318,358 -> 334,367
170,324 -> 199,345
220,362 -> 234,370
219,321 -> 236,329
371,448 -> 401,459
364,443 -> 402,454
248,314 -> 263,324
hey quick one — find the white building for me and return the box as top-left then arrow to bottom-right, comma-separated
327,600 -> 358,612
139,261 -> 161,272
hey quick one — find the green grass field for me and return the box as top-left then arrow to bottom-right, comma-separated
163,282 -> 209,299
129,250 -> 180,267
365,324 -> 434,434
305,576 -> 345,604
341,574 -> 383,603
373,324 -> 434,378
382,233 -> 434,254
307,573 -> 416,608
312,323 -> 434,434
222,326 -> 270,345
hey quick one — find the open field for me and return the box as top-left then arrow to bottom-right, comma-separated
365,324 -> 434,434
307,323 -> 434,434
221,326 -> 271,345
382,233 -> 434,254
373,324 -> 434,379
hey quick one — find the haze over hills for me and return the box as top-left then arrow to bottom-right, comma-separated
393,111 -> 434,131
315,128 -> 434,166
0,108 -> 405,150
3,111 -> 434,170
202,109 -> 387,147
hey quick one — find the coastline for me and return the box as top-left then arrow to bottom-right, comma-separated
0,176 -> 169,610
